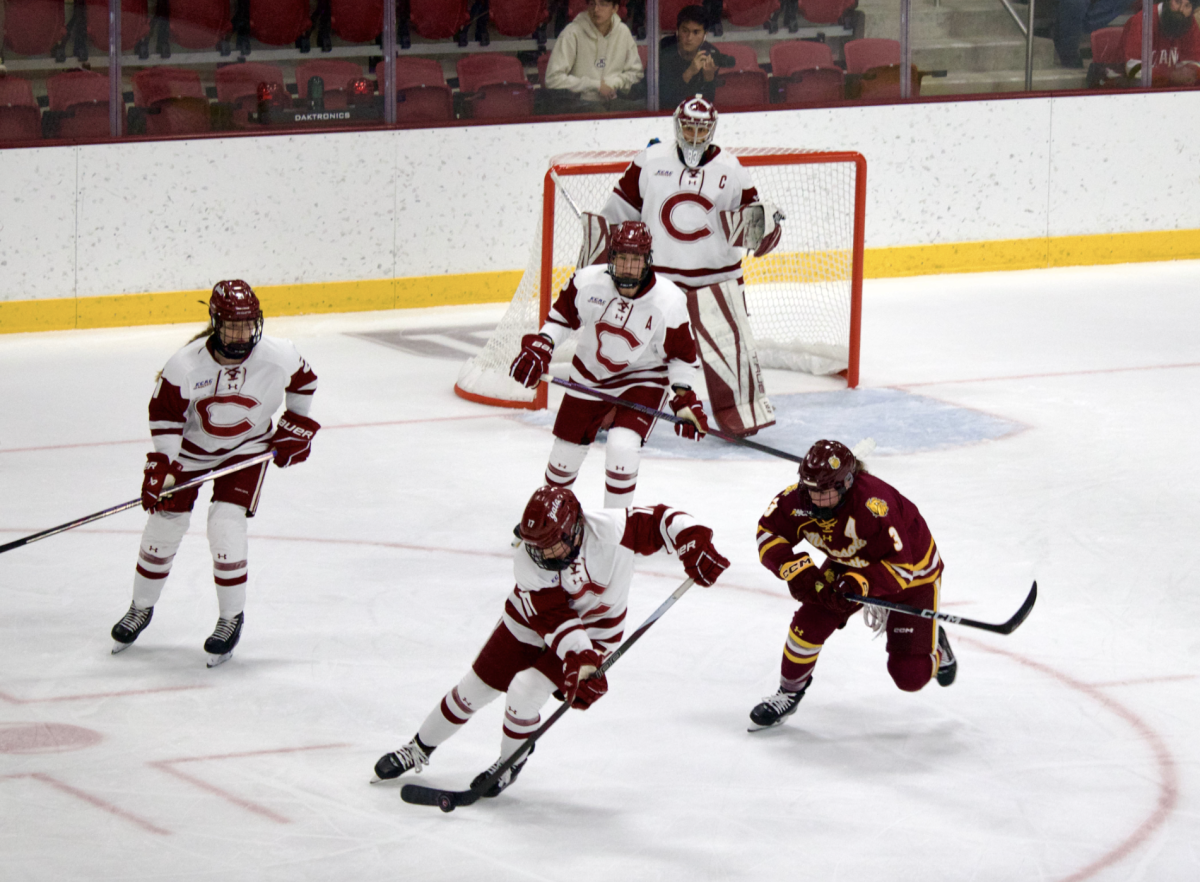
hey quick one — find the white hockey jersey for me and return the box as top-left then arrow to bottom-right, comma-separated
540,263 -> 698,396
148,335 -> 318,471
602,141 -> 760,288
502,505 -> 699,659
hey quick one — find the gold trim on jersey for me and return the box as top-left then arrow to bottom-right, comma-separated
883,537 -> 943,590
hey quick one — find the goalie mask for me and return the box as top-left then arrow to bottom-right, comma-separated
606,221 -> 653,297
799,439 -> 857,517
209,280 -> 263,361
674,96 -> 718,169
519,486 -> 585,572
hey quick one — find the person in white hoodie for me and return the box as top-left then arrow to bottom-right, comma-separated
546,0 -> 643,103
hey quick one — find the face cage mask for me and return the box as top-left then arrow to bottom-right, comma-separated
525,519 -> 584,572
803,473 -> 854,520
607,253 -> 651,296
211,315 -> 263,360
676,118 -> 715,169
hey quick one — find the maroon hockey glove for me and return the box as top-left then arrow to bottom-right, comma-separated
269,411 -> 321,468
670,387 -> 710,441
815,571 -> 868,616
570,669 -> 609,710
510,334 -> 554,389
676,525 -> 730,587
780,552 -> 820,603
562,649 -> 603,708
141,453 -> 181,512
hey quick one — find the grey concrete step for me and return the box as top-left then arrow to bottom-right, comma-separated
861,7 -> 1026,40
920,66 -> 1088,94
908,34 -> 1059,71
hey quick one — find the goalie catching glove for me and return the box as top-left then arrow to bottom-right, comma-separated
562,648 -> 607,709
510,333 -> 554,389
669,385 -> 710,441
720,201 -> 785,257
675,525 -> 729,587
269,411 -> 321,467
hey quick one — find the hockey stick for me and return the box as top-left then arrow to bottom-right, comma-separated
401,577 -> 697,813
842,581 -> 1038,635
0,450 -> 276,555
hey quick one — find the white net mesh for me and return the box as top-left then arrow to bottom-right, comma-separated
454,149 -> 863,406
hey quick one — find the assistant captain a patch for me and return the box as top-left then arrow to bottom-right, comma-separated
865,497 -> 888,518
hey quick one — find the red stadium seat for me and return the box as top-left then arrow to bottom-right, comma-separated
3,0 -> 68,56
769,40 -> 844,104
376,57 -> 454,122
1090,26 -> 1124,64
249,0 -> 313,46
133,67 -> 211,135
797,0 -> 856,25
656,0 -> 693,32
457,55 -> 532,119
410,0 -> 470,40
567,0 -> 628,17
392,57 -> 448,90
714,43 -> 767,108
456,54 -> 528,92
770,39 -> 835,72
215,62 -> 287,125
47,69 -> 115,138
86,0 -> 151,53
723,0 -> 781,28
169,0 -> 234,50
490,0 -> 550,37
716,42 -> 761,70
330,0 -> 383,43
0,76 -> 42,143
296,59 -> 364,110
843,38 -> 900,74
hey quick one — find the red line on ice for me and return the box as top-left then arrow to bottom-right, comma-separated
2,772 -> 171,835
961,637 -> 1178,882
0,684 -> 209,705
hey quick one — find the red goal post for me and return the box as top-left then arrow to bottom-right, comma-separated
454,148 -> 866,411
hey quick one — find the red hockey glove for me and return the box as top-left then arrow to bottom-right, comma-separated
570,670 -> 609,710
270,411 -> 321,468
676,525 -> 730,587
562,649 -> 604,708
670,386 -> 710,441
780,552 -> 820,603
815,571 -> 868,616
509,334 -> 554,389
141,453 -> 179,512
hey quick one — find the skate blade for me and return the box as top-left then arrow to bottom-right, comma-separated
206,651 -> 233,668
747,719 -> 787,733
112,641 -> 133,655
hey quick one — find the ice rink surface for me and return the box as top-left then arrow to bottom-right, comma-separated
1,261 -> 1198,882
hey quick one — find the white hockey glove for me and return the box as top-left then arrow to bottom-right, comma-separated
577,212 -> 611,269
720,202 -> 785,256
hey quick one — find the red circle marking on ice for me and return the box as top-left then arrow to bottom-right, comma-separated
0,723 -> 103,754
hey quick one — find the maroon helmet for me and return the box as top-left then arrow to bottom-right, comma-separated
209,280 -> 263,360
607,221 -> 653,297
519,486 -> 585,571
799,439 -> 857,514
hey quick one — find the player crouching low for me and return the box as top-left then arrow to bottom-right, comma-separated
749,440 -> 956,730
109,281 -> 320,667
509,221 -> 708,509
374,485 -> 729,794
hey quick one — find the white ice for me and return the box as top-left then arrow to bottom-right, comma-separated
1,261 -> 1199,881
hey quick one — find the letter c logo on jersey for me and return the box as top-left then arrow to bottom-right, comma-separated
659,192 -> 715,243
594,323 -> 643,372
196,394 -> 261,438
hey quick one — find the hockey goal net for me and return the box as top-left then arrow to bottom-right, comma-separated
454,148 -> 866,410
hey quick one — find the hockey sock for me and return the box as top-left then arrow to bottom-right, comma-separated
887,652 -> 939,693
545,438 -> 588,489
500,668 -> 556,760
417,670 -> 501,748
207,502 -> 248,617
132,511 -> 192,608
603,427 -> 641,508
780,625 -> 822,692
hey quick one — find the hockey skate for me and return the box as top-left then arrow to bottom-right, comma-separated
111,603 -> 153,653
748,681 -> 810,731
204,612 -> 243,667
936,626 -> 957,686
470,743 -> 534,798
372,737 -> 434,783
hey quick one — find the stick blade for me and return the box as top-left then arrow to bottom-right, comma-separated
998,581 -> 1037,634
400,783 -> 481,812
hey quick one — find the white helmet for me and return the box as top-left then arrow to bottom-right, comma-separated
673,95 -> 718,169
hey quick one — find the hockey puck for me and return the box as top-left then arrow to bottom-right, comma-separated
437,794 -> 456,813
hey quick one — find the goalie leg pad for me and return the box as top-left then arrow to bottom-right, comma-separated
685,280 -> 775,436
132,510 -> 192,608
577,212 -> 612,269
603,426 -> 641,508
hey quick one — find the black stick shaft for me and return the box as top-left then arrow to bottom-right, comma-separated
0,451 -> 275,555
546,376 -> 803,463
843,581 -> 1037,635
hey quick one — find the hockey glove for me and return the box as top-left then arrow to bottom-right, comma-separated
141,453 -> 181,512
780,552 -> 820,603
510,334 -> 554,389
670,386 -> 710,441
562,649 -> 604,708
676,525 -> 730,587
269,411 -> 321,468
815,571 -> 868,616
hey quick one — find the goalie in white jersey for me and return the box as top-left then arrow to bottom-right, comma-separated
373,485 -> 729,796
591,95 -> 785,436
109,281 -> 320,666
509,220 -> 706,509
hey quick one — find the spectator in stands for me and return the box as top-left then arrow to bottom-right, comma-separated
545,0 -> 643,105
1122,0 -> 1200,84
658,5 -> 733,107
1048,0 -> 1133,68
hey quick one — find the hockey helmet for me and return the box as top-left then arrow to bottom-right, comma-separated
209,280 -> 263,360
674,95 -> 718,169
799,439 -> 857,515
607,221 -> 654,297
519,486 -> 585,572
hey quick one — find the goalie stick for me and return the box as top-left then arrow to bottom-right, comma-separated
0,450 -> 276,556
400,577 -> 696,813
841,581 -> 1038,635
